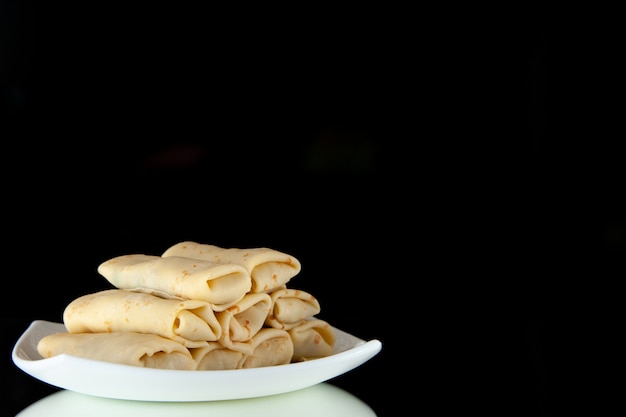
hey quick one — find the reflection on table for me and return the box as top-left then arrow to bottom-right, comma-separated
16,383 -> 376,417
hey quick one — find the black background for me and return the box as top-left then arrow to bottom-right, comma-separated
3,4 -> 620,416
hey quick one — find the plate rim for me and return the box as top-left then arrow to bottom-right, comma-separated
12,319 -> 382,402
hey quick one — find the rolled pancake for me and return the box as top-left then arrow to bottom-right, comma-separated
216,292 -> 272,354
288,318 -> 335,362
190,343 -> 247,370
37,331 -> 196,370
162,241 -> 301,293
265,287 -> 321,330
63,289 -> 221,347
241,328 -> 294,369
97,254 -> 251,308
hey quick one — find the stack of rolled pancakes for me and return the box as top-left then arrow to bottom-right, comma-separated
37,241 -> 335,370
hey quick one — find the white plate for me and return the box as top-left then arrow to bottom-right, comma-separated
12,320 -> 382,402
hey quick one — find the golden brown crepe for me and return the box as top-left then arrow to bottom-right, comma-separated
47,242 -> 337,371
265,287 -> 321,330
97,254 -> 251,309
216,292 -> 272,354
161,241 -> 301,293
241,328 -> 294,369
288,318 -> 335,362
63,289 -> 221,347
37,331 -> 196,370
190,343 -> 248,370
